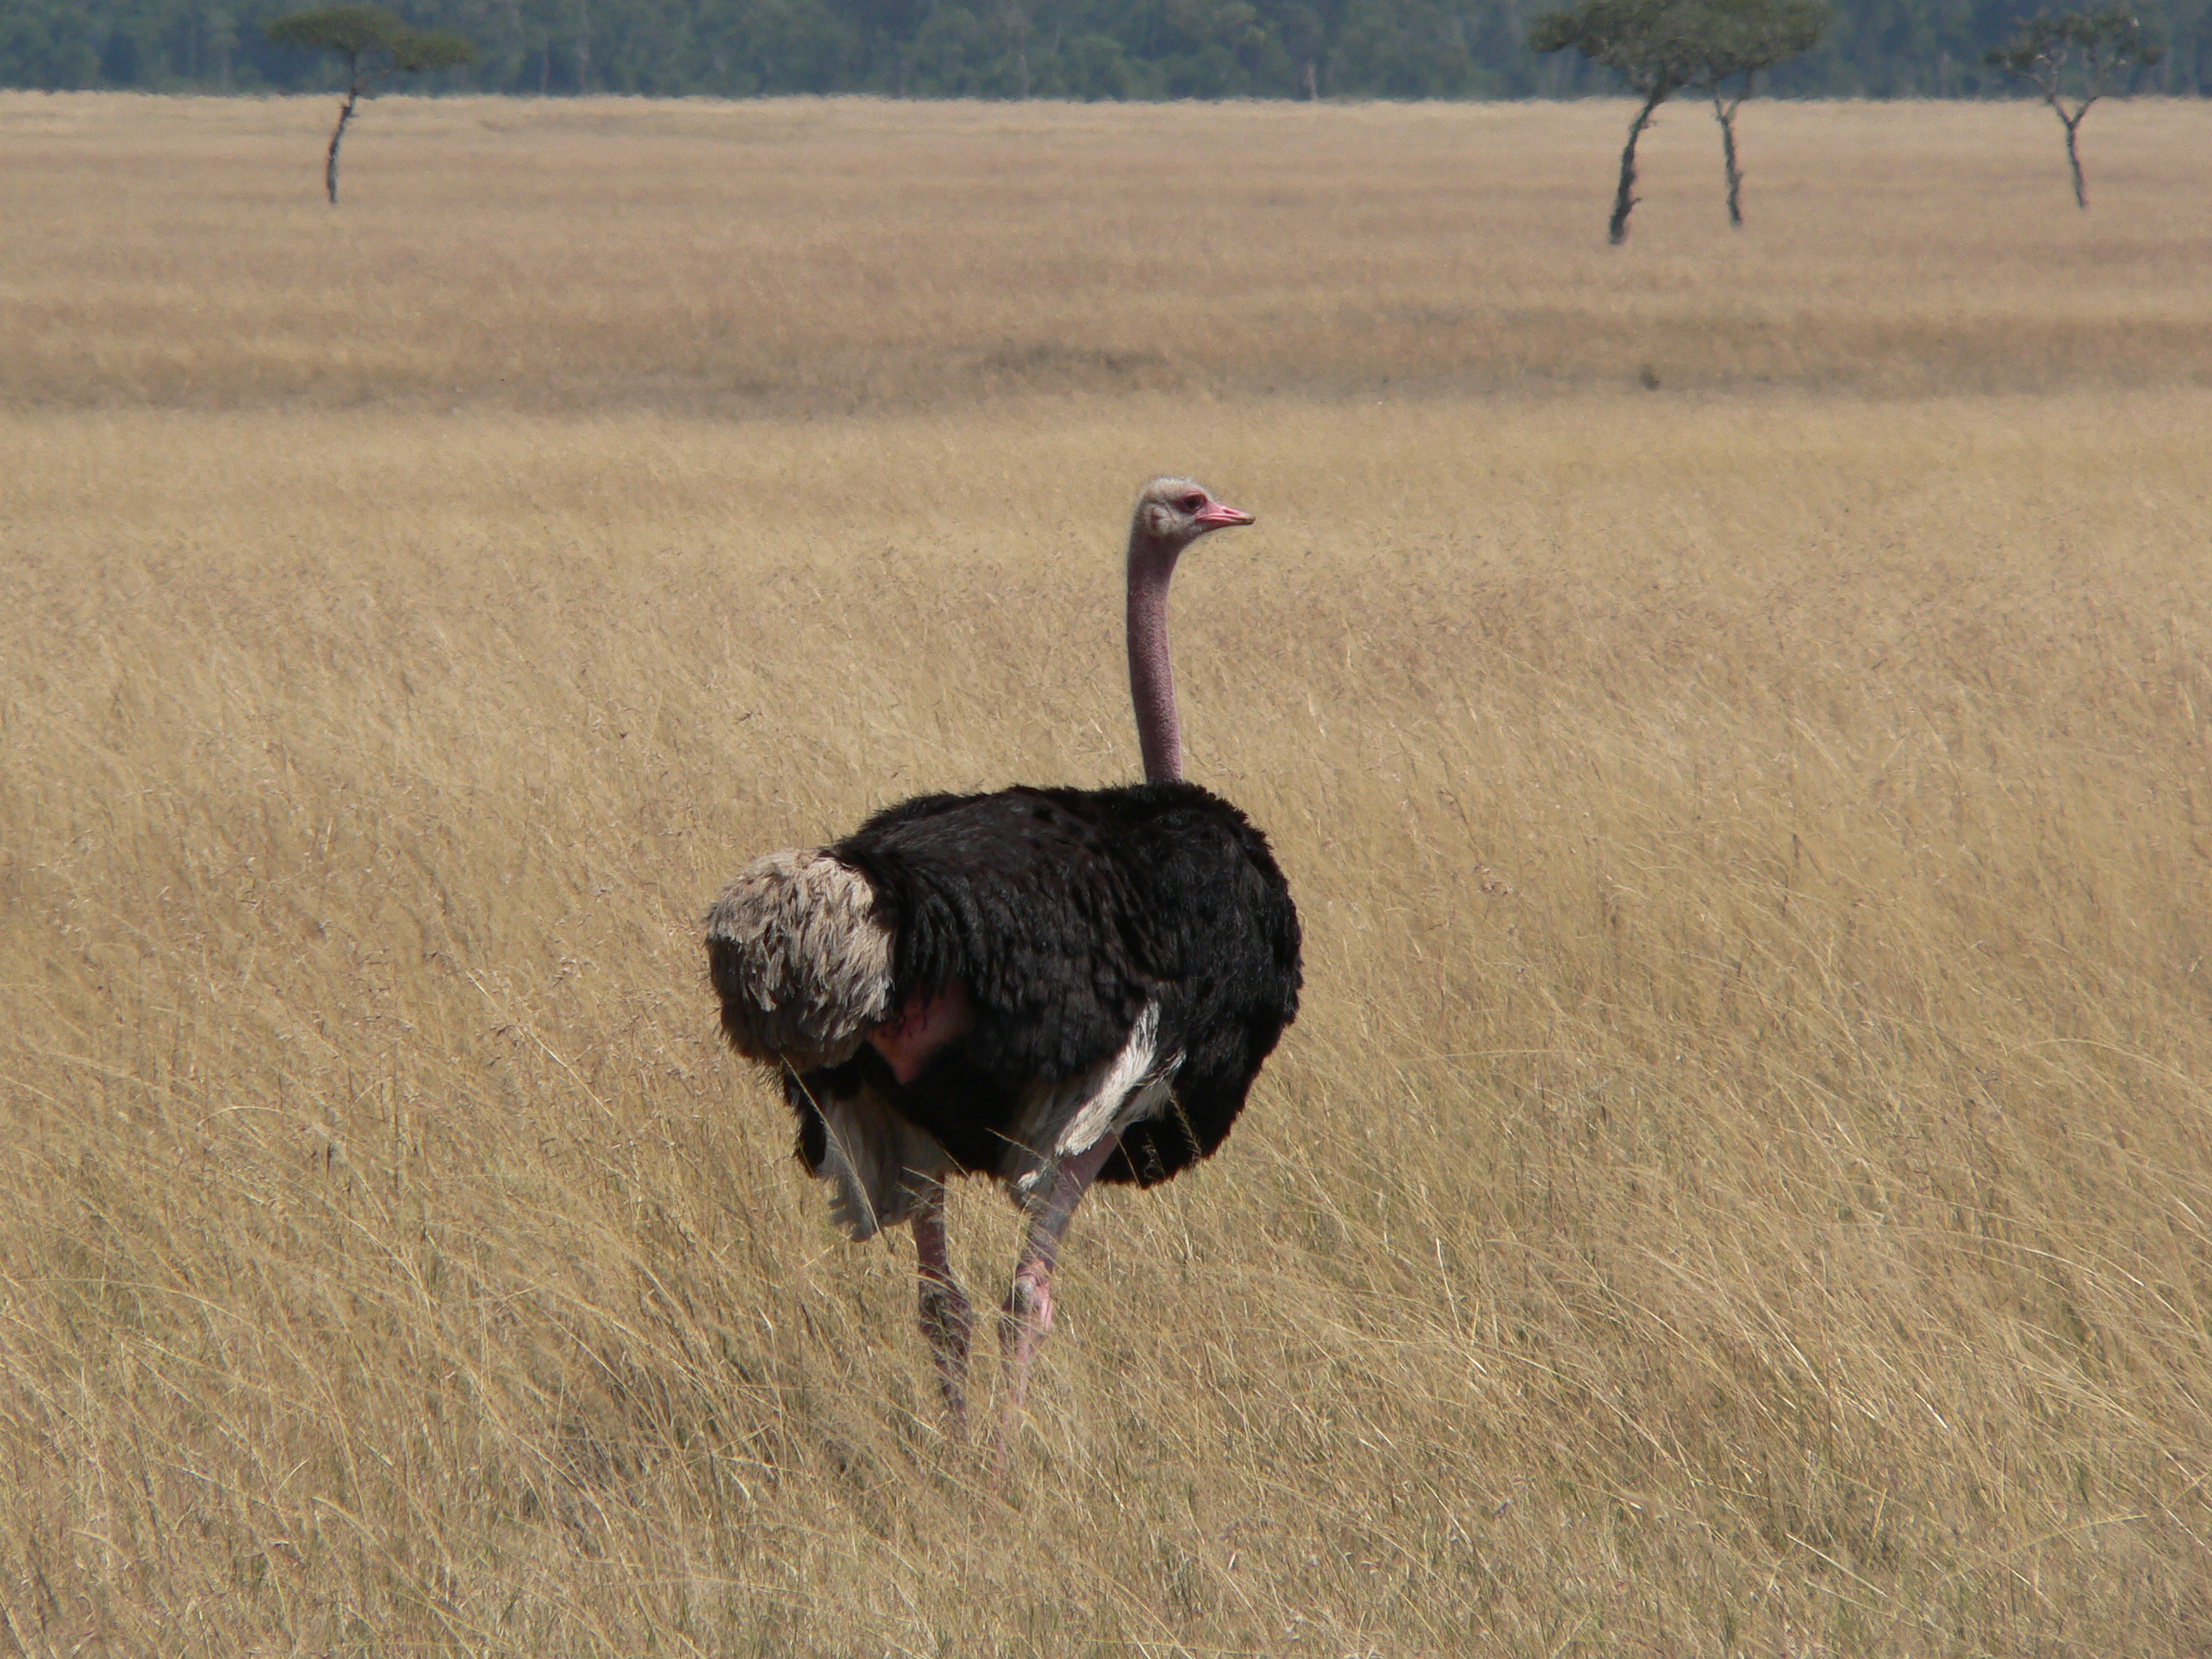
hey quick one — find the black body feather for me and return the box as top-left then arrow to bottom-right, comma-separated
783,779 -> 1300,1189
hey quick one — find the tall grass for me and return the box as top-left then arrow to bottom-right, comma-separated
2,93 -> 2209,1656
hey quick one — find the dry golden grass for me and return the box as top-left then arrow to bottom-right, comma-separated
5,92 -> 2212,412
3,92 -> 2212,1656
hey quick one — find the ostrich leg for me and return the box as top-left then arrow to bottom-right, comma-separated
993,1131 -> 1122,1471
912,1190 -> 974,1435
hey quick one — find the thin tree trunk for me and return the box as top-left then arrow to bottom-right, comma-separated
325,83 -> 359,205
1713,92 -> 1744,227
1303,57 -> 1317,99
1610,88 -> 1664,245
2061,109 -> 2088,207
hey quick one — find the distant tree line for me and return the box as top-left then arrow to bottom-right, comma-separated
3,0 -> 2203,95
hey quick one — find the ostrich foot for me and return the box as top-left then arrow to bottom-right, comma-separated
920,1280 -> 974,1433
912,1198 -> 972,1437
990,1132 -> 1119,1482
999,1268 -> 1055,1396
992,1268 -> 1055,1478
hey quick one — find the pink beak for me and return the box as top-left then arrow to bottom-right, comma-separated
1193,500 -> 1255,530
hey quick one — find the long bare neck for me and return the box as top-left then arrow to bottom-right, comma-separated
1126,532 -> 1183,784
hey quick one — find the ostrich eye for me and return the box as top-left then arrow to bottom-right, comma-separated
1179,493 -> 1205,512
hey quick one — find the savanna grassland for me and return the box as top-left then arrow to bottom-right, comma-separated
3,90 -> 2212,1656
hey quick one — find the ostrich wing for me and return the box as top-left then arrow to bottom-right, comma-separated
833,788 -> 1158,1087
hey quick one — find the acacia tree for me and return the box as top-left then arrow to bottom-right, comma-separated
1986,7 -> 2164,208
1532,0 -> 1824,242
1530,0 -> 1717,244
265,6 -> 474,204
1691,0 -> 1826,227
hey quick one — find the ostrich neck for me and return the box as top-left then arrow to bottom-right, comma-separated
1126,537 -> 1183,784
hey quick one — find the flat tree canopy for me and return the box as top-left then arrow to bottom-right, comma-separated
265,5 -> 474,77
1529,0 -> 1717,97
1694,0 -> 1826,82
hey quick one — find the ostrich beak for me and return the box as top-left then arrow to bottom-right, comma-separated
1193,501 -> 1255,530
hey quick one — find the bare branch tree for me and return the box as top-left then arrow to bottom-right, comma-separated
265,6 -> 475,204
1986,7 -> 2164,209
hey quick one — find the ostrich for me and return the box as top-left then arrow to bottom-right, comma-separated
704,478 -> 1301,1459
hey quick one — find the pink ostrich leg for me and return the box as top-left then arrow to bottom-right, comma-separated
912,1189 -> 974,1435
993,1130 -> 1125,1472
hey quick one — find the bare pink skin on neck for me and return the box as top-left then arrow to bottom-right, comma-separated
1127,537 -> 1184,784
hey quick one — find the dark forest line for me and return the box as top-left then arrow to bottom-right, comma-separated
4,0 -> 2205,99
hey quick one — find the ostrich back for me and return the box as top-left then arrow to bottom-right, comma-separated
791,780 -> 1301,1195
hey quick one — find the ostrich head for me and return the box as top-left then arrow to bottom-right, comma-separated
1125,476 -> 1254,785
1131,476 -> 1256,551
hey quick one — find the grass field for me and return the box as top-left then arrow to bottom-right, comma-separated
3,91 -> 2212,1656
